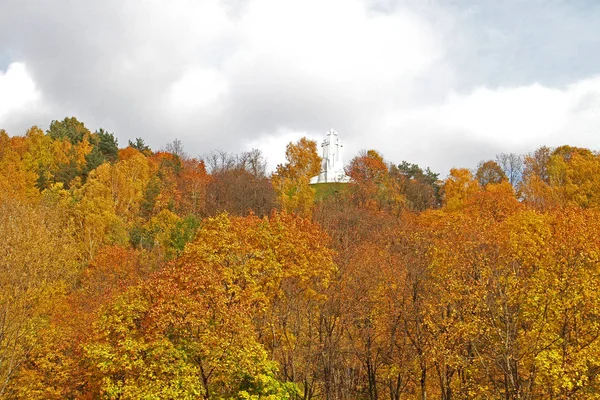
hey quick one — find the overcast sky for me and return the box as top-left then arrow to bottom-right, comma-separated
1,0 -> 600,176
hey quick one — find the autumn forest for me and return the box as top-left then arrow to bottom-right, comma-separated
3,117 -> 600,399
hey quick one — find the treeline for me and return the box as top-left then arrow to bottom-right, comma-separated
2,118 -> 600,399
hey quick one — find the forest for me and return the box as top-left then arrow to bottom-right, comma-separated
2,117 -> 600,399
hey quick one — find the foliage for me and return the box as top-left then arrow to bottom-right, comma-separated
47,117 -> 90,144
6,118 -> 600,398
346,150 -> 406,214
0,201 -> 81,398
475,159 -> 507,186
128,137 -> 152,155
272,138 -> 321,217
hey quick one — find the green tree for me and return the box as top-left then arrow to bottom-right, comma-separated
47,117 -> 90,144
85,129 -> 119,172
128,137 -> 151,155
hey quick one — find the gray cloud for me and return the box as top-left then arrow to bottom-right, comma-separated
1,0 -> 600,176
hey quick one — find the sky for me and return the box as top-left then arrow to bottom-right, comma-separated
1,0 -> 600,176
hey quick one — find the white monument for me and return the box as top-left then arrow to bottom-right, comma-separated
310,129 -> 350,184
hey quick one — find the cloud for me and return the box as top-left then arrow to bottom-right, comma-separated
0,62 -> 45,131
380,75 -> 600,174
167,68 -> 229,112
0,0 -> 443,143
244,128 -> 325,170
1,0 -> 600,176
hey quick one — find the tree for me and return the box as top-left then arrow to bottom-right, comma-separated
238,148 -> 268,178
346,150 -> 405,214
21,126 -> 69,190
204,149 -> 268,178
496,153 -> 523,187
89,129 -> 119,163
177,158 -> 210,217
47,117 -> 90,144
0,147 -> 39,203
475,160 -> 507,187
347,150 -> 388,184
10,245 -> 164,399
128,137 -> 151,155
394,161 -> 441,210
271,138 -> 321,217
72,152 -> 152,259
201,150 -> 274,217
523,146 -> 551,184
206,168 -> 276,217
204,150 -> 238,173
0,130 -> 9,159
442,168 -> 479,211
546,145 -> 600,208
80,212 -> 325,399
0,201 -> 80,397
165,138 -> 186,159
520,146 -> 555,210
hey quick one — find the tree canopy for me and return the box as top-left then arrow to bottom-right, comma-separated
4,117 -> 600,398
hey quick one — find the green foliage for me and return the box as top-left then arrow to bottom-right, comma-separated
53,158 -> 82,188
128,137 -> 151,154
397,160 -> 439,184
94,129 -> 119,162
396,160 -> 442,209
139,176 -> 161,219
84,129 -> 119,173
169,215 -> 200,253
47,117 -> 90,144
313,182 -> 347,202
128,223 -> 154,250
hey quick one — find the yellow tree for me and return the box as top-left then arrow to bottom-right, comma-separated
20,124 -> 94,189
0,148 -> 39,203
548,146 -> 600,208
79,214 -> 320,399
10,245 -> 161,399
72,150 -> 152,259
516,208 -> 600,397
20,126 -> 66,189
271,138 -> 321,217
408,178 -> 521,398
522,145 -> 600,210
184,213 -> 336,396
442,168 -> 480,211
0,201 -> 80,398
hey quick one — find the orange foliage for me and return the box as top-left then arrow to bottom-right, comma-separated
117,146 -> 142,160
7,120 -> 600,398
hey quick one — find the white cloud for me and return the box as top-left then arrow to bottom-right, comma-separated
0,62 -> 41,123
167,67 -> 229,111
244,128 -> 323,170
227,0 -> 442,104
379,75 -> 600,175
1,0 -> 600,176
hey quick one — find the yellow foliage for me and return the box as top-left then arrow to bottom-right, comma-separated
442,168 -> 480,211
0,201 -> 81,397
0,148 -> 39,203
272,138 -> 321,217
